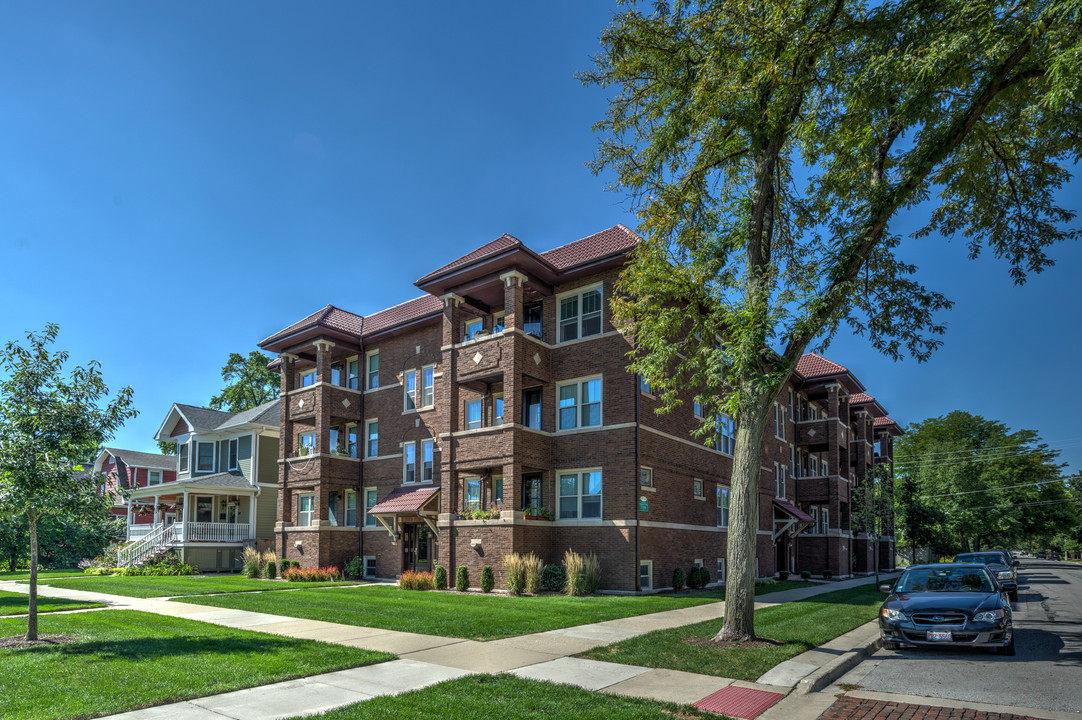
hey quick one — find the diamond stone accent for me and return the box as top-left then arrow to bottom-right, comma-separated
342,398 -> 350,408
473,351 -> 483,365
298,399 -> 305,408
533,353 -> 541,365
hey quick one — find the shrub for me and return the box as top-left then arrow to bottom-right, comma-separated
778,570 -> 790,581
686,566 -> 709,590
399,570 -> 435,591
581,553 -> 601,594
242,546 -> 262,579
434,564 -> 448,590
343,556 -> 364,580
283,566 -> 342,582
564,550 -> 601,596
456,565 -> 469,592
540,564 -> 566,593
480,565 -> 494,593
823,569 -> 833,579
672,567 -> 687,592
800,570 -> 812,580
505,554 -> 526,596
264,560 -> 277,579
523,553 -> 543,595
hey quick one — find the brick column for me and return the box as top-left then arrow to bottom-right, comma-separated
500,270 -> 526,331
439,293 -> 463,517
314,340 -> 335,456
500,272 -> 526,432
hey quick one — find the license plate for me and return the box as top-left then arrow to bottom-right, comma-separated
927,630 -> 952,641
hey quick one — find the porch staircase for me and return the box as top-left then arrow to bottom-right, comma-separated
117,523 -> 176,568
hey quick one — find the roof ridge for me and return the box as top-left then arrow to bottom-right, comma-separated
364,294 -> 438,319
540,224 -> 635,257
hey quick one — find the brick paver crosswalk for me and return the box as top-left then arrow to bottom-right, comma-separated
820,697 -> 1044,720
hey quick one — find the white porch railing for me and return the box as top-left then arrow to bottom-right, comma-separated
175,522 -> 252,542
127,525 -> 156,540
118,523 -> 175,568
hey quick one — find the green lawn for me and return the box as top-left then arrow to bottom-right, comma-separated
174,581 -> 807,641
0,569 -> 84,581
0,590 -> 104,616
0,610 -> 392,720
35,574 -> 357,598
579,582 -> 885,680
287,674 -> 718,720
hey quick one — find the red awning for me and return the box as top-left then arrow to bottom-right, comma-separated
368,485 -> 440,515
773,499 -> 814,523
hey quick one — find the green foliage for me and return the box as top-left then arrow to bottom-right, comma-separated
823,570 -> 833,579
505,554 -> 526,596
456,565 -> 469,592
434,564 -> 448,590
121,553 -> 197,577
895,411 -> 1077,553
672,566 -> 686,591
480,565 -> 495,593
0,324 -> 137,639
283,566 -> 342,582
800,570 -> 812,580
564,551 -> 601,596
686,566 -> 709,590
264,560 -> 277,579
778,571 -> 789,581
242,547 -> 262,579
540,564 -> 566,593
523,553 -> 543,595
209,351 -> 280,413
583,0 -> 1082,639
343,556 -> 364,580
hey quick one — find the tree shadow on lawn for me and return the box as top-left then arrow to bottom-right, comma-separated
0,595 -> 91,614
16,633 -> 318,660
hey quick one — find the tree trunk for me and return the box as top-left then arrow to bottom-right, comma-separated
715,393 -> 773,642
26,511 -> 38,641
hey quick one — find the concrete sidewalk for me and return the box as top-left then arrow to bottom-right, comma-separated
1,573 -> 896,719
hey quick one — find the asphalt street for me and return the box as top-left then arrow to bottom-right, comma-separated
837,559 -> 1082,714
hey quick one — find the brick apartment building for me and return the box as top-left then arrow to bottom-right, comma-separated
259,225 -> 901,591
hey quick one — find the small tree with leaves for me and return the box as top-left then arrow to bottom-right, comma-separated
210,351 -> 279,413
851,464 -> 895,589
0,324 -> 136,640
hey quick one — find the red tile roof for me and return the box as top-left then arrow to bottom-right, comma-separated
874,416 -> 898,427
261,304 -> 365,345
418,234 -> 523,283
540,224 -> 640,270
362,295 -> 443,338
796,353 -> 849,379
850,392 -> 874,405
368,485 -> 441,514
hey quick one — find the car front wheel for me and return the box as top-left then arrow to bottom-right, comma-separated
996,637 -> 1016,656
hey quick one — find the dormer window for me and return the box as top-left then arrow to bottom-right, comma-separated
196,442 -> 214,472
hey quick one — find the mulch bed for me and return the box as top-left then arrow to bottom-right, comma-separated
684,635 -> 785,650
0,634 -> 78,650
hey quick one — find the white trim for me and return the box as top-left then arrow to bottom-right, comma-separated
555,282 -> 603,344
556,374 -> 603,432
556,467 -> 603,520
228,438 -> 239,471
639,559 -> 653,591
195,441 -> 215,473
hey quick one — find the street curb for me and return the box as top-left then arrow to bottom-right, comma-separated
794,621 -> 881,695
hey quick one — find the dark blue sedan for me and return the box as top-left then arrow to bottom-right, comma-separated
879,564 -> 1014,655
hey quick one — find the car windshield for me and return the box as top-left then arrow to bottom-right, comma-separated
896,567 -> 994,593
956,553 -> 1006,566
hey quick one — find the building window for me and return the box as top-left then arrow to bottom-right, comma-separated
790,445 -> 797,478
348,358 -> 360,390
640,560 -> 653,591
421,366 -> 434,408
464,318 -> 483,341
821,507 -> 830,533
466,399 -> 482,430
300,369 -> 316,387
364,487 -> 377,527
404,443 -> 416,483
228,438 -> 239,471
774,403 -> 786,440
404,370 -> 417,411
490,476 -> 504,507
523,473 -> 542,513
522,387 -> 542,429
693,478 -> 704,497
196,442 -> 214,472
422,439 -> 434,482
493,394 -> 504,426
331,362 -> 343,386
823,460 -> 829,476
523,301 -> 543,337
299,432 -> 316,455
148,470 -> 162,486
559,286 -> 602,343
717,558 -> 726,583
717,486 -> 730,528
557,377 -> 602,430
804,506 -> 819,534
639,375 -> 651,394
329,427 -> 341,454
328,491 -> 340,527
693,400 -> 703,418
558,469 -> 602,520
774,463 -> 786,498
366,352 -> 379,390
789,388 -> 795,418
347,424 -> 358,458
640,467 -> 653,488
365,420 -> 378,458
364,556 -> 377,577
465,478 -> 481,512
178,443 -> 189,473
298,494 -> 314,527
493,311 -> 505,333
345,491 -> 357,526
716,414 -> 736,455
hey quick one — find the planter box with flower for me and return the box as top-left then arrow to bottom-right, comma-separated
521,506 -> 554,521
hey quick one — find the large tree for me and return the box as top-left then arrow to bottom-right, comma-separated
209,351 -> 279,413
584,0 -> 1081,640
0,325 -> 136,640
895,411 -> 1076,553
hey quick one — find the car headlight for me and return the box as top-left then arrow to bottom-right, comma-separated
881,607 -> 905,622
972,609 -> 1005,622
996,571 -> 1013,580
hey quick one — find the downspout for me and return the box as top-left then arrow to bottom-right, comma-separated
634,376 -> 641,592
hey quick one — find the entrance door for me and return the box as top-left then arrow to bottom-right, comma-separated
775,539 -> 788,578
402,524 -> 433,573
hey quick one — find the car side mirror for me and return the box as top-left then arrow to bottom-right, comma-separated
879,584 -> 892,593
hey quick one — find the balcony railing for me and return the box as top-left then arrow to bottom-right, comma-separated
127,522 -> 252,543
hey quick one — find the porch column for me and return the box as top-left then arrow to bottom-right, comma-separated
250,494 -> 258,541
126,500 -> 133,538
314,339 -> 335,457
154,494 -> 161,527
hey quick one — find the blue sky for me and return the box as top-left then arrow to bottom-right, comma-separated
2,3 -> 1079,474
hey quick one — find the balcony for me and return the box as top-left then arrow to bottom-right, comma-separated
127,522 -> 253,543
285,385 -> 363,423
281,453 -> 360,485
